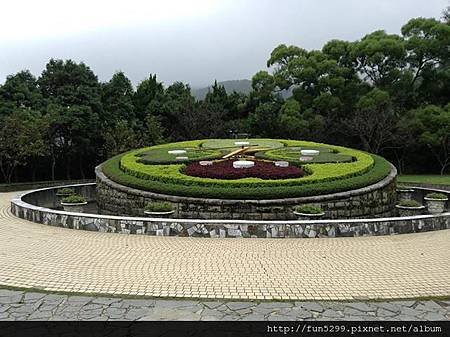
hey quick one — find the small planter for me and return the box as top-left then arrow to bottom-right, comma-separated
395,204 -> 425,217
55,193 -> 73,208
144,210 -> 175,218
396,188 -> 415,201
293,211 -> 325,220
60,201 -> 87,213
424,197 -> 448,214
56,191 -> 75,205
144,201 -> 174,218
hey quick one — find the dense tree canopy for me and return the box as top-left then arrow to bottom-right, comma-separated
0,12 -> 449,184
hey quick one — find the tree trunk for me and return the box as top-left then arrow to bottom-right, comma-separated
31,162 -> 36,182
51,155 -> 56,181
440,162 -> 449,175
6,165 -> 15,184
79,157 -> 85,179
66,156 -> 71,180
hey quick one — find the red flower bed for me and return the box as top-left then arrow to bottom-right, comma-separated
184,159 -> 304,180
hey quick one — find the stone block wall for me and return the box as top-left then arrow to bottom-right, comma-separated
95,165 -> 398,220
10,193 -> 450,238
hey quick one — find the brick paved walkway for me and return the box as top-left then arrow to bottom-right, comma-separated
0,191 -> 449,301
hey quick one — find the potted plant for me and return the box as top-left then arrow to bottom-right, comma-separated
396,185 -> 415,201
56,187 -> 75,197
293,205 -> 325,219
395,199 -> 425,217
144,201 -> 174,218
60,194 -> 87,213
424,192 -> 448,214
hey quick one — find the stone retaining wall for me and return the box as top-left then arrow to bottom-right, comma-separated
10,183 -> 450,239
95,165 -> 398,220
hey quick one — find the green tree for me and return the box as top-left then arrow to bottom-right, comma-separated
266,44 -> 307,91
225,91 -> 248,120
102,120 -> 140,158
133,74 -> 164,121
38,59 -> 102,112
250,71 -> 278,103
442,6 -> 450,24
0,110 -> 47,183
351,30 -> 407,89
407,105 -> 450,175
0,70 -> 43,115
401,18 -> 450,106
278,99 -> 325,140
402,18 -> 450,83
147,82 -> 197,140
101,72 -> 135,127
247,102 -> 280,137
38,59 -> 103,178
45,103 -> 100,179
346,89 -> 397,154
142,114 -> 165,146
204,80 -> 228,107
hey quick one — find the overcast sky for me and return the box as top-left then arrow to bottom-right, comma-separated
0,0 -> 448,88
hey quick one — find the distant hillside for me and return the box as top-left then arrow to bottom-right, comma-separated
192,79 -> 252,100
192,79 -> 292,100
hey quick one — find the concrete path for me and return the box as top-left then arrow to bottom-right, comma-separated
0,289 -> 448,321
0,191 -> 450,301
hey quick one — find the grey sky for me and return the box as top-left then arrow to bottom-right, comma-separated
0,0 -> 448,88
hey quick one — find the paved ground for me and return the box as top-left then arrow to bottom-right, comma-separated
0,289 -> 449,321
1,191 -> 450,301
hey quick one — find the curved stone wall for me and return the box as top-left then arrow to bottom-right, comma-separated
10,184 -> 450,238
95,164 -> 398,220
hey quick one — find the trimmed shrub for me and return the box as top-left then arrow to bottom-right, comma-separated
295,205 -> 323,214
56,188 -> 75,196
425,192 -> 448,200
397,199 -> 422,207
145,201 -> 173,212
61,194 -> 86,204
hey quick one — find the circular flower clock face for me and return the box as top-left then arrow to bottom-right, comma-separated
103,138 -> 390,200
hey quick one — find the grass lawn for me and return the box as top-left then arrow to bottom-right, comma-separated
398,175 -> 450,185
258,146 -> 354,163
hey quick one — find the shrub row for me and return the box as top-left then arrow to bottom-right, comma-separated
119,141 -> 375,189
102,153 -> 392,200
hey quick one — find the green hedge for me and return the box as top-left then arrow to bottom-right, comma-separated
102,153 -> 392,200
119,140 -> 375,188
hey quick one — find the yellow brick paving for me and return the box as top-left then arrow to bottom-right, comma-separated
0,191 -> 449,301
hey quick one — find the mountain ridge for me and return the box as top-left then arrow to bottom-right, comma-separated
192,79 -> 252,100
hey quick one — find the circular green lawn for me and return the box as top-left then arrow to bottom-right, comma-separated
101,139 -> 392,200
